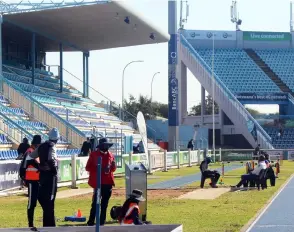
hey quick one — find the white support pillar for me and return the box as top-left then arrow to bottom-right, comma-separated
71,155 -> 78,189
178,61 -> 187,123
201,86 -> 205,125
129,152 -> 132,165
177,147 -> 180,169
188,149 -> 192,167
219,148 -> 222,162
219,109 -> 224,146
163,150 -> 168,172
148,150 -> 152,174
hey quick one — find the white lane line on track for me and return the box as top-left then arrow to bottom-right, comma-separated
245,175 -> 294,232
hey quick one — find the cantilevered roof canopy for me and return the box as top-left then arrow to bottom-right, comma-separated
3,1 -> 169,52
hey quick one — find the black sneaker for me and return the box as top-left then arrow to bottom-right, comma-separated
30,227 -> 38,232
87,222 -> 95,226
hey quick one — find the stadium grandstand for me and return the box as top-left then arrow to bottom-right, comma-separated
175,29 -> 294,150
0,0 -> 168,161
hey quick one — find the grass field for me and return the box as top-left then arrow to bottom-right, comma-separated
0,161 -> 293,232
75,163 -> 222,189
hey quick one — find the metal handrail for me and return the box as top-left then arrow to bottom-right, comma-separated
0,74 -> 86,137
0,107 -> 34,142
0,100 -> 48,140
180,34 -> 272,144
3,65 -> 93,130
46,65 -> 157,135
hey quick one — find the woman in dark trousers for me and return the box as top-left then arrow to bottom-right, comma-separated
86,138 -> 116,226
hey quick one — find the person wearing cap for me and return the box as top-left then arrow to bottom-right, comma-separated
200,157 -> 220,188
119,189 -> 146,225
19,135 -> 42,231
86,137 -> 116,226
29,128 -> 60,227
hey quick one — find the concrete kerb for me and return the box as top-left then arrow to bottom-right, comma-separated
240,174 -> 294,232
0,224 -> 183,232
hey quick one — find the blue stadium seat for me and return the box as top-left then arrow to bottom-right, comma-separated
196,48 -> 281,93
255,49 -> 294,92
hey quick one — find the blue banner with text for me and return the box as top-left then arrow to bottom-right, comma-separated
168,33 -> 179,126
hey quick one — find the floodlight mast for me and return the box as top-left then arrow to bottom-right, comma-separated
230,0 -> 242,31
290,1 -> 293,32
179,0 -> 189,29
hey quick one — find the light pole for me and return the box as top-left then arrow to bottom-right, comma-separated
121,60 -> 144,120
150,72 -> 160,102
212,32 -> 215,161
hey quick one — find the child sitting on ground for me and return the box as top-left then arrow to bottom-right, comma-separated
118,189 -> 151,226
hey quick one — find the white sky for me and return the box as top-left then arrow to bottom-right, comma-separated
10,0 -> 290,114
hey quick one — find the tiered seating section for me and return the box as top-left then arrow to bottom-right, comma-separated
0,94 -> 69,145
2,64 -> 134,137
195,48 -> 294,149
0,62 -> 152,160
264,128 -> 294,149
196,49 -> 281,93
255,49 -> 294,92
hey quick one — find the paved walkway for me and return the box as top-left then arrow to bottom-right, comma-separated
246,175 -> 294,232
148,165 -> 242,189
57,188 -> 93,199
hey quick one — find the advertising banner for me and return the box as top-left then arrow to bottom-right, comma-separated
0,161 -> 21,191
288,151 -> 294,160
76,157 -> 89,180
243,31 -> 292,41
267,150 -> 283,160
168,0 -> 178,126
185,30 -> 236,40
137,112 -> 149,156
57,159 -> 72,182
236,93 -> 288,102
168,34 -> 179,126
166,152 -> 177,166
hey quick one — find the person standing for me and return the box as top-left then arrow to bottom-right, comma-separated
19,135 -> 42,231
79,137 -> 91,157
187,139 -> 194,150
30,128 -> 60,227
86,138 -> 116,226
17,137 -> 30,160
254,144 -> 260,160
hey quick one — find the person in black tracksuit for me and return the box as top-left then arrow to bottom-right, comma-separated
80,138 -> 91,157
19,135 -> 42,231
30,128 -> 60,227
17,137 -> 30,159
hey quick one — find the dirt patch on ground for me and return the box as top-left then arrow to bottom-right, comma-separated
71,188 -> 194,200
178,188 -> 231,200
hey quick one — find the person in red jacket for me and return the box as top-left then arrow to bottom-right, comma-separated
86,137 -> 116,226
